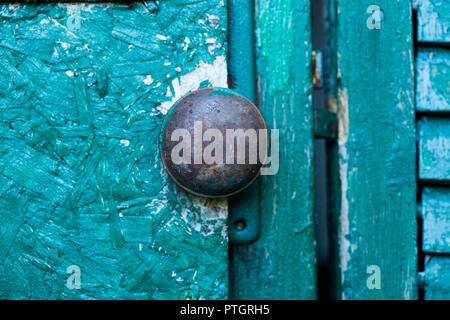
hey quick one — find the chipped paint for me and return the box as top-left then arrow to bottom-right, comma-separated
333,0 -> 417,300
416,48 -> 450,112
337,88 -> 350,293
143,75 -> 154,85
421,188 -> 450,253
0,1 -> 228,300
157,55 -> 227,114
231,0 -> 316,299
424,256 -> 450,299
417,0 -> 450,42
418,118 -> 450,181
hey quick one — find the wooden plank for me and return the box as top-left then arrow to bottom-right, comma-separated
421,187 -> 450,253
0,2 -> 228,299
333,0 -> 417,299
423,255 -> 450,300
417,0 -> 450,43
418,117 -> 450,181
228,0 -> 260,246
416,49 -> 450,112
324,0 -> 345,297
231,0 -> 317,299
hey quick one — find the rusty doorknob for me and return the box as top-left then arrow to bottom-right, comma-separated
160,87 -> 268,198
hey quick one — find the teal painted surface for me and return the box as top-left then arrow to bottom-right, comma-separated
227,0 -> 256,101
0,2 -> 229,299
231,0 -> 316,299
421,187 -> 450,253
324,0 -> 344,297
417,0 -> 450,43
416,49 -> 450,112
423,256 -> 450,299
228,0 -> 260,246
418,117 -> 450,181
334,0 -> 417,299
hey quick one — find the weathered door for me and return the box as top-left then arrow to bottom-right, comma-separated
0,2 -> 229,299
3,0 -> 440,301
0,0 -> 318,300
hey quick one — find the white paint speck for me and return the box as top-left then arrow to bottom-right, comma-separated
156,34 -> 167,40
206,14 -> 220,28
183,37 -> 191,51
59,41 -> 71,50
143,75 -> 153,85
8,4 -> 20,11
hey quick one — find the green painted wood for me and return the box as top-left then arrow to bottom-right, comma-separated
231,0 -> 316,299
324,0 -> 344,297
334,0 -> 417,299
416,49 -> 450,112
0,2 -> 229,299
418,117 -> 450,181
421,187 -> 450,253
228,0 -> 260,246
423,255 -> 450,299
417,0 -> 450,43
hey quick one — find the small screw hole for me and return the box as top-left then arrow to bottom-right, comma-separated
234,219 -> 246,231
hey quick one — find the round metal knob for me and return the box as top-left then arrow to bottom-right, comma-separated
160,87 -> 268,198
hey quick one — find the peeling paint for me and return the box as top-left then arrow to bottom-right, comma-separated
334,0 -> 416,300
0,1 -> 229,300
417,0 -> 450,42
157,55 -> 227,114
416,48 -> 450,112
232,0 -> 316,299
337,89 -> 350,295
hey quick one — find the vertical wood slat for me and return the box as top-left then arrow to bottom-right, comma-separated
332,0 -> 417,299
228,0 -> 261,246
231,0 -> 316,299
